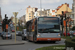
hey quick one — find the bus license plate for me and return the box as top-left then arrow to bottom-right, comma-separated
47,39 -> 51,40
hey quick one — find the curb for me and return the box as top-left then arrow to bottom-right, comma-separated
0,42 -> 25,46
61,38 -> 66,40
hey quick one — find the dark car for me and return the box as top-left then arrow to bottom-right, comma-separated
10,23 -> 15,32
16,31 -> 20,36
0,22 -> 2,26
63,31 -> 70,36
11,28 -> 15,32
70,31 -> 75,36
1,32 -> 12,39
22,29 -> 27,40
1,32 -> 4,37
0,32 -> 1,36
16,31 -> 22,36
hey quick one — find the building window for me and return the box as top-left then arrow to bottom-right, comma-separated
48,14 -> 49,16
29,16 -> 31,17
29,13 -> 31,15
47,11 -> 49,13
29,18 -> 31,19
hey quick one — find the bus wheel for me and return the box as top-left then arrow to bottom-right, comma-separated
28,38 -> 30,42
52,41 -> 56,43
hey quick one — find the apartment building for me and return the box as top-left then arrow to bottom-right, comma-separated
34,9 -> 47,17
72,0 -> 75,25
20,15 -> 26,23
26,6 -> 38,22
0,7 -> 2,21
56,3 -> 72,16
34,9 -> 57,17
47,9 -> 57,17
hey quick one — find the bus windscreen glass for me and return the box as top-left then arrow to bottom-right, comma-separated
38,17 -> 60,33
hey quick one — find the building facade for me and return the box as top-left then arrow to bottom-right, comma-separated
34,9 -> 56,17
26,6 -> 38,22
72,0 -> 75,25
0,7 -> 2,21
20,15 -> 26,23
47,9 -> 57,17
34,9 -> 47,17
56,3 -> 72,16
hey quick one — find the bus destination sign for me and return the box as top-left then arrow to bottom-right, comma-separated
39,17 -> 58,21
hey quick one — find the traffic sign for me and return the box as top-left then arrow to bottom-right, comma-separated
13,12 -> 18,17
13,12 -> 18,43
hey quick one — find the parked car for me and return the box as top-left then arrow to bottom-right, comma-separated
16,31 -> 20,36
0,22 -> 2,26
16,31 -> 22,36
22,29 -> 27,40
1,32 -> 12,39
0,32 -> 1,36
63,31 -> 70,36
11,28 -> 15,32
1,32 -> 4,37
70,31 -> 75,36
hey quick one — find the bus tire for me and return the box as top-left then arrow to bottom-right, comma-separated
52,41 -> 56,43
28,40 -> 30,42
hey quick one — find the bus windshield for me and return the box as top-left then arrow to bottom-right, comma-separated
38,21 -> 60,33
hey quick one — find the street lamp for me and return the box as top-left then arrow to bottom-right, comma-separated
40,0 -> 42,16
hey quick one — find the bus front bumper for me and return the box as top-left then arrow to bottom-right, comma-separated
37,38 -> 61,41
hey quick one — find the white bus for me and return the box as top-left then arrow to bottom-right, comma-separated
26,16 -> 61,43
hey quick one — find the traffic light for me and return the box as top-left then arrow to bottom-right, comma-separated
2,14 -> 11,32
62,11 -> 64,15
60,15 -> 63,25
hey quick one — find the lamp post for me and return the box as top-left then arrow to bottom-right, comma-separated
65,4 -> 68,37
40,0 -> 42,16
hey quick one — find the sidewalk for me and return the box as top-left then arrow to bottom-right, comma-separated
0,37 -> 25,46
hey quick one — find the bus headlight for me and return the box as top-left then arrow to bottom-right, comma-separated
37,34 -> 40,37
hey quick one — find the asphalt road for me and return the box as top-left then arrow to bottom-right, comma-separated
0,26 -> 2,33
0,32 -> 65,50
0,26 -> 65,50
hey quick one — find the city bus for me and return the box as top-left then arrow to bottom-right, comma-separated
26,16 -> 61,43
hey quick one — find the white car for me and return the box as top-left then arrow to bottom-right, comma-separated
16,31 -> 22,36
22,29 -> 27,40
70,31 -> 75,36
1,32 -> 12,39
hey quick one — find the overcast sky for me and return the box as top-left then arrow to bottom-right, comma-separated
0,0 -> 73,19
